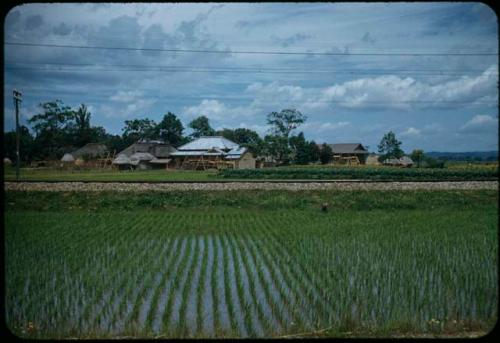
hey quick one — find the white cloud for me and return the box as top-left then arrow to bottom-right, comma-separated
400,127 -> 421,137
460,114 -> 498,133
110,90 -> 144,103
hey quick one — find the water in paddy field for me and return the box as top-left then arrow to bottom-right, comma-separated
6,222 -> 498,338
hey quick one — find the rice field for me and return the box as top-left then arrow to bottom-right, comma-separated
5,198 -> 498,338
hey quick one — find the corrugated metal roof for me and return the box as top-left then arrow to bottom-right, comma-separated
227,146 -> 247,155
61,153 -> 75,162
170,151 -> 226,156
177,136 -> 239,151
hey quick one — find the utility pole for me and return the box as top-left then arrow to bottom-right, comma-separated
13,89 -> 22,181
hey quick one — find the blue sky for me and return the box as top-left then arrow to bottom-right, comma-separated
3,2 -> 498,152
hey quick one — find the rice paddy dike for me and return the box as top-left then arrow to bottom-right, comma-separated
5,190 -> 498,338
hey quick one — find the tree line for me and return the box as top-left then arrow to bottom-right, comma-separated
3,100 -> 336,165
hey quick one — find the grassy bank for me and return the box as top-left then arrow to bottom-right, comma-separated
5,190 -> 498,338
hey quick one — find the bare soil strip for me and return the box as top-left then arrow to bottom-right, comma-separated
4,181 -> 498,191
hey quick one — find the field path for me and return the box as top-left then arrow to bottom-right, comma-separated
4,180 -> 498,191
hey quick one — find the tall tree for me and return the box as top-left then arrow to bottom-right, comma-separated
188,115 -> 215,138
121,118 -> 157,144
289,132 -> 310,165
266,109 -> 307,139
308,140 -> 321,164
319,143 -> 333,164
263,135 -> 291,165
70,104 -> 93,147
28,100 -> 75,159
378,131 -> 404,160
155,112 -> 184,146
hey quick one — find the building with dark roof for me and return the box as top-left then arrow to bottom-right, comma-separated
322,143 -> 370,164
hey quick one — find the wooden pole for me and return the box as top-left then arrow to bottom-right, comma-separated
13,90 -> 22,181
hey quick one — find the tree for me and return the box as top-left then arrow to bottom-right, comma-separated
121,118 -> 157,145
217,128 -> 264,156
28,100 -> 75,159
308,140 -> 321,164
188,115 -> 215,138
410,149 -> 425,168
3,125 -> 34,164
289,132 -> 310,165
266,109 -> 307,139
319,143 -> 333,164
377,131 -> 404,161
155,112 -> 184,146
263,135 -> 291,165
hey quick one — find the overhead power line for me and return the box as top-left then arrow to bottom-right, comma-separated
5,41 -> 498,56
4,61 -> 495,75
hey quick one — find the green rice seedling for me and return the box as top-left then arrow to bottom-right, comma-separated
224,234 -> 258,337
177,236 -> 201,337
196,235 -> 209,336
219,235 -> 241,336
162,236 -> 194,333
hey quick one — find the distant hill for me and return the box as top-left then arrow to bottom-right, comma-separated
425,151 -> 498,161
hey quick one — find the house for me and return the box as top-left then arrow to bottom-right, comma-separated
112,139 -> 177,169
323,143 -> 370,165
60,143 -> 108,162
170,136 -> 256,170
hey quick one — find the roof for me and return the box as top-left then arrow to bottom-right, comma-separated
176,136 -> 239,151
130,152 -> 156,161
112,154 -> 131,165
71,143 -> 108,158
328,143 -> 368,154
117,141 -> 177,158
149,158 -> 172,164
61,153 -> 75,162
399,156 -> 414,164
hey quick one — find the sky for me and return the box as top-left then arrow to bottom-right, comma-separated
3,2 -> 498,153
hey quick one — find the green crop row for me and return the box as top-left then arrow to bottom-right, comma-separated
218,167 -> 499,180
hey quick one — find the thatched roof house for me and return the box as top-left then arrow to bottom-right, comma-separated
320,143 -> 369,164
117,140 -> 177,158
71,143 -> 108,159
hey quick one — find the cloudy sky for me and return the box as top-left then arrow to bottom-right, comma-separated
4,2 -> 498,152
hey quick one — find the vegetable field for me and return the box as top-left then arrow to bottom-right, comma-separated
218,166 -> 499,181
5,191 -> 498,338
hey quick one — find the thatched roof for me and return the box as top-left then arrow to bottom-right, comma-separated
71,143 -> 108,159
61,153 -> 75,162
3,157 -> 12,164
112,154 -> 131,165
327,143 -> 369,155
130,152 -> 156,165
117,141 -> 177,158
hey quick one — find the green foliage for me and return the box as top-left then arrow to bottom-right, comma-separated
424,156 -> 446,169
378,131 -> 404,160
263,135 -> 292,165
410,149 -> 425,168
217,128 -> 264,156
3,125 -> 34,164
219,166 -> 498,181
266,109 -> 307,139
188,116 -> 215,138
155,112 -> 184,146
289,132 -> 310,165
319,143 -> 333,165
121,118 -> 158,144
